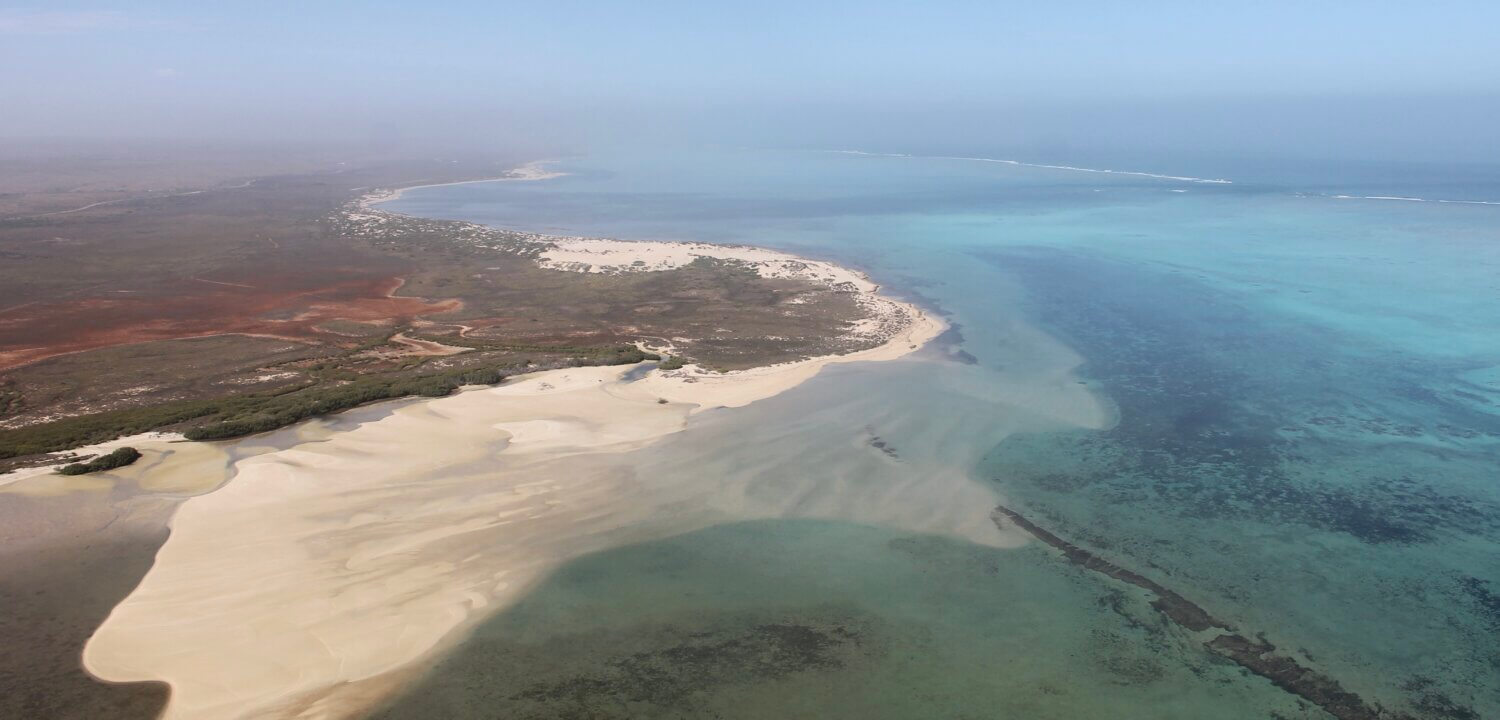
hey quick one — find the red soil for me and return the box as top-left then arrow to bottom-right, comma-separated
0,274 -> 460,370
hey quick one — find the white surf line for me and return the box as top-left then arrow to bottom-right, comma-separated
829,151 -> 1500,205
825,149 -> 1234,184
1331,194 -> 1500,206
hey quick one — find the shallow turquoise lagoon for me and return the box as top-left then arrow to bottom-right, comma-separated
383,149 -> 1500,718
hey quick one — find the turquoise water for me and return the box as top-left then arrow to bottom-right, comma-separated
384,149 -> 1500,718
373,520 -> 1315,720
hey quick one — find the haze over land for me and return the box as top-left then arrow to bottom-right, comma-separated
3,3 -> 1500,720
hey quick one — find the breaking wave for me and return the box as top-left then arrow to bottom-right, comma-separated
1330,194 -> 1500,206
825,149 -> 1234,184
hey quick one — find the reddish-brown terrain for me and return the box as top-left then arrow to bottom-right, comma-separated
0,273 -> 458,370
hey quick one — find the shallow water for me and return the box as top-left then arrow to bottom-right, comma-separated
383,148 -> 1500,718
374,520 -> 1317,720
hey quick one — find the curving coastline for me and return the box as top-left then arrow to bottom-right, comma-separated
80,168 -> 950,720
355,159 -> 568,209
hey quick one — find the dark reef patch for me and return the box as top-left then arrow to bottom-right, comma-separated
510,622 -> 861,708
930,320 -> 980,364
993,505 -> 1229,633
863,425 -> 901,460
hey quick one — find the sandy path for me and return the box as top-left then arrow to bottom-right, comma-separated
385,332 -> 470,357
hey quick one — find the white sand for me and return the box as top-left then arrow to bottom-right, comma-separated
81,284 -> 951,720
538,235 -> 942,386
638,304 -> 943,412
84,353 -> 1026,720
85,366 -> 693,719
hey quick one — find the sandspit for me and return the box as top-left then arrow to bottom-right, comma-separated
82,206 -> 953,719
531,235 -> 945,410
83,348 -> 949,719
355,159 -> 566,210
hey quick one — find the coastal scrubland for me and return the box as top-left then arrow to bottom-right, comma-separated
0,149 -> 875,468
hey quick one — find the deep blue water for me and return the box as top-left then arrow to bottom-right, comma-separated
382,148 -> 1500,718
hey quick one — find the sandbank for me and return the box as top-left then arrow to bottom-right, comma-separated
82,166 -> 968,720
84,342 -> 952,720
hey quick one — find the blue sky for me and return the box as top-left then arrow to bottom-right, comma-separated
4,2 -> 1498,161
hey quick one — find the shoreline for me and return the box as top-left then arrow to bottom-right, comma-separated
358,159 -> 566,211
78,163 -> 952,719
352,159 -> 949,413
80,347 -> 949,719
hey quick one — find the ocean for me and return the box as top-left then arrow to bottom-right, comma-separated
377,147 -> 1500,719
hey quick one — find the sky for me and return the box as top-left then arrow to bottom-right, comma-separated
3,1 -> 1498,163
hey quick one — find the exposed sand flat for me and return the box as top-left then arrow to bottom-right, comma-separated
84,356 -> 1033,720
83,366 -> 686,720
76,317 -> 1119,720
81,296 -> 955,720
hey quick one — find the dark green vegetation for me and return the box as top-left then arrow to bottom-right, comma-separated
57,446 -> 141,476
979,247 -> 1500,718
182,364 -> 509,441
384,238 -> 870,373
1,335 -> 332,436
0,346 -> 658,461
658,355 -> 687,370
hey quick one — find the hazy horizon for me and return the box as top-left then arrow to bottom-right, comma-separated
4,2 -> 1499,165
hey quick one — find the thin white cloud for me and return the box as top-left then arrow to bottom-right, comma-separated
0,9 -> 160,34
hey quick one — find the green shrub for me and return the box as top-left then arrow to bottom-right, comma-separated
184,365 -> 514,441
58,446 -> 142,475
